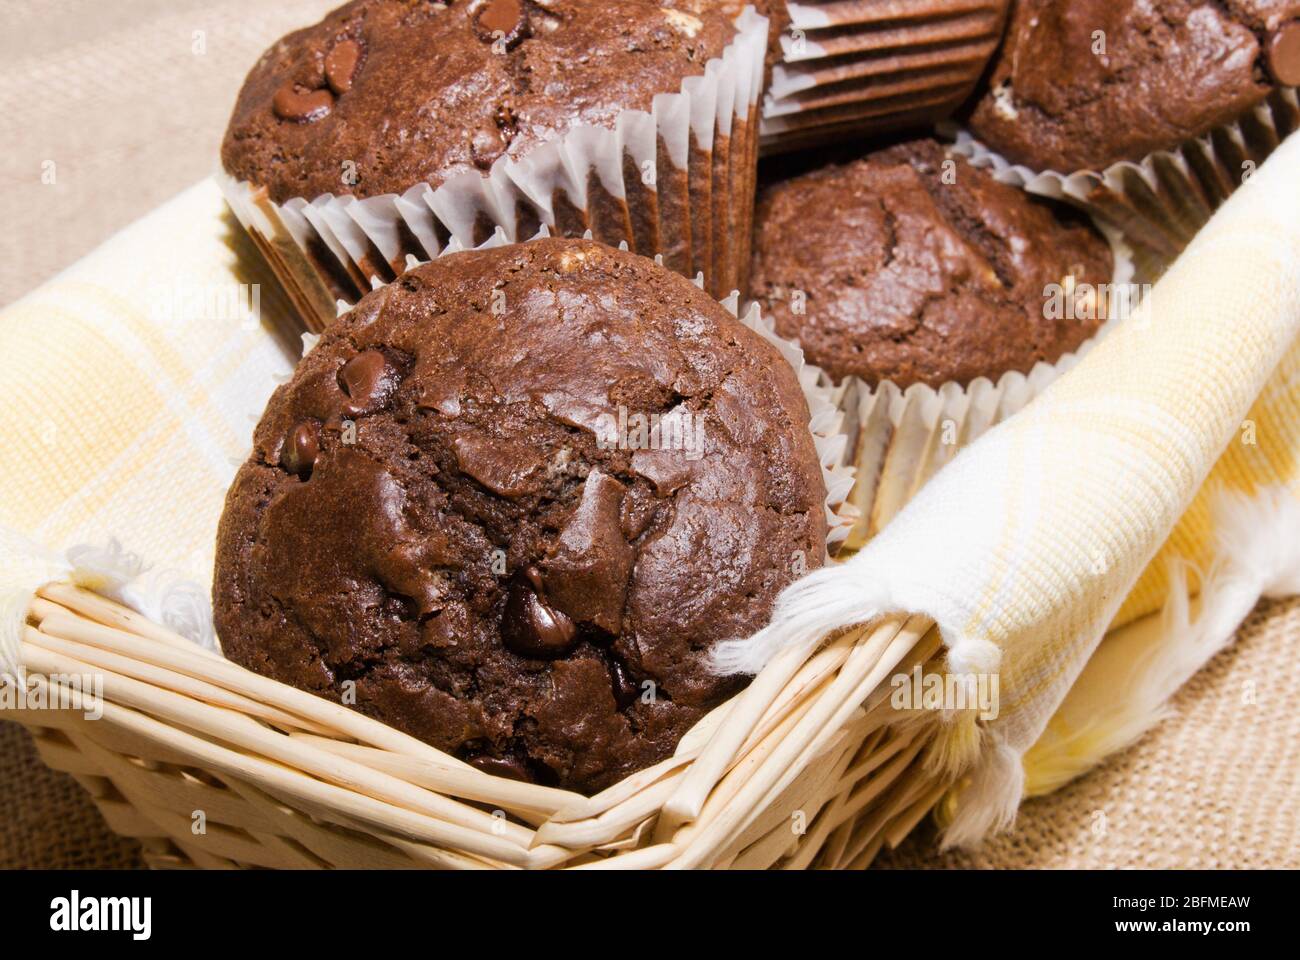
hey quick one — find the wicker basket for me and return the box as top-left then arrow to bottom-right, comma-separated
6,582 -> 949,870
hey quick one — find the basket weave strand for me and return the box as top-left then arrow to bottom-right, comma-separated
5,583 -> 948,869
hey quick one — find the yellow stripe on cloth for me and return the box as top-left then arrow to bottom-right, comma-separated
1119,337 -> 1300,625
1021,333 -> 1300,797
0,180 -> 297,578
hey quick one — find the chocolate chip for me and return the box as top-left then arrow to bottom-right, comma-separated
473,0 -> 529,49
619,484 -> 658,540
540,471 -> 634,632
470,125 -> 506,170
468,754 -> 530,782
324,39 -> 362,95
608,657 -> 638,710
631,448 -> 691,497
338,349 -> 390,413
501,567 -> 576,658
452,433 -> 545,497
272,83 -> 333,123
281,421 -> 319,480
1266,21 -> 1300,87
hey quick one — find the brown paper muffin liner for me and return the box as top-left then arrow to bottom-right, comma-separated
945,85 -> 1300,273
830,234 -> 1136,549
759,0 -> 1009,154
220,9 -> 769,334
295,225 -> 858,554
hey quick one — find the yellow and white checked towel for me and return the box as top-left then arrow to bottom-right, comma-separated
0,181 -> 298,665
2,134 -> 1299,846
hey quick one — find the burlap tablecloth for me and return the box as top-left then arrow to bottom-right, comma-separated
2,0 -> 1295,870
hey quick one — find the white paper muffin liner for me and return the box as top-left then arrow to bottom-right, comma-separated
721,290 -> 859,551
220,8 -> 769,333
297,223 -> 857,553
824,232 -> 1136,549
759,0 -> 1009,153
943,84 -> 1300,274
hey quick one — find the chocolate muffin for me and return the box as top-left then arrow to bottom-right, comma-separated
748,138 -> 1114,388
968,0 -> 1300,173
222,0 -> 737,205
220,0 -> 766,329
213,238 -> 828,794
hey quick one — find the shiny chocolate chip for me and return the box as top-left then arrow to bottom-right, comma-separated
272,83 -> 333,122
501,567 -> 577,658
1266,21 -> 1300,87
324,38 -> 363,95
338,349 -> 389,413
473,0 -> 528,49
609,657 -> 638,710
468,754 -> 531,782
281,421 -> 320,480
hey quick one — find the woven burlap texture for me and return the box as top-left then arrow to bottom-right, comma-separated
0,722 -> 144,870
1,0 -> 1294,869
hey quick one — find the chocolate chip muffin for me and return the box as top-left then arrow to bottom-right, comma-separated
214,238 -> 827,794
221,0 -> 765,328
222,0 -> 739,203
748,138 -> 1114,388
968,0 -> 1300,173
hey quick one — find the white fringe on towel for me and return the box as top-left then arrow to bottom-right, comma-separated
0,529 -> 216,683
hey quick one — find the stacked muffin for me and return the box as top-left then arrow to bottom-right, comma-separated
220,0 -> 769,329
759,0 -> 1011,152
960,0 -> 1300,259
751,139 -> 1112,390
214,0 -> 1289,792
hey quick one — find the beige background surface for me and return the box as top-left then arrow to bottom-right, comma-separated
1,0 -> 1295,869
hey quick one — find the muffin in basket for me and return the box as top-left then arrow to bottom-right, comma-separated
213,238 -> 832,794
749,136 -> 1121,542
962,0 -> 1300,261
219,0 -> 770,331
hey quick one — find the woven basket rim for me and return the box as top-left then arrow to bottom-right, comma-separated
6,582 -> 945,869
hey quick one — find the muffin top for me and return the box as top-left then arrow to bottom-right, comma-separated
213,238 -> 827,793
667,0 -> 787,77
967,0 -> 1300,172
748,138 -> 1114,389
222,0 -> 738,204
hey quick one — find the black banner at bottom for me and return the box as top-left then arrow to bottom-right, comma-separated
2,867 -> 1288,946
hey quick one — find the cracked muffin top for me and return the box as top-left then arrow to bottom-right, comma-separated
220,0 -> 738,204
967,0 -> 1300,172
213,238 -> 827,793
748,138 -> 1114,389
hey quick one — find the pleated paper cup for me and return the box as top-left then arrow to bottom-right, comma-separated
221,8 -> 769,334
945,85 -> 1300,273
759,0 -> 1009,154
835,232 -> 1137,549
726,290 -> 859,551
